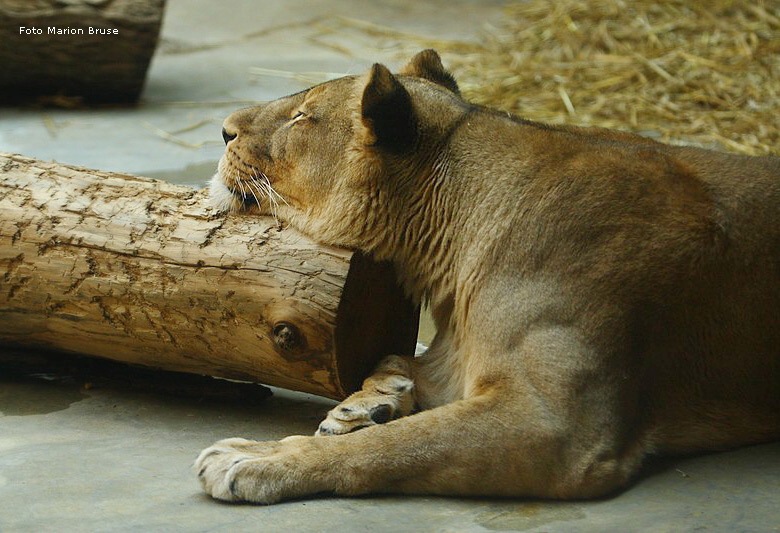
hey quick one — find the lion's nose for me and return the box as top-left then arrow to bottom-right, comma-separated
222,128 -> 237,145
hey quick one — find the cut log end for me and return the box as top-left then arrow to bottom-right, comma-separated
0,0 -> 167,104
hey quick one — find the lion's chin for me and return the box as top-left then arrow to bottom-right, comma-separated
207,173 -> 243,213
207,172 -> 274,216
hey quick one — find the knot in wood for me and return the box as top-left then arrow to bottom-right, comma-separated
273,322 -> 302,353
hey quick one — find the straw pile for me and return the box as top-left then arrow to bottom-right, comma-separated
325,1 -> 779,155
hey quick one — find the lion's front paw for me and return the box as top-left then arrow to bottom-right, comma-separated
195,436 -> 324,504
194,437 -> 281,503
316,374 -> 414,436
194,438 -> 261,502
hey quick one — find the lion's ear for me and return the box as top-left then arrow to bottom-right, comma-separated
400,49 -> 460,95
360,63 -> 417,153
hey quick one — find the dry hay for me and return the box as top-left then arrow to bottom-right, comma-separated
325,1 -> 779,155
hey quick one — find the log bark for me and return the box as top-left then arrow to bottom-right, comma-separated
0,152 -> 419,400
0,0 -> 165,104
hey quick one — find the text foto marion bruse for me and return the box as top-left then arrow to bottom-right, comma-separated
20,26 -> 119,35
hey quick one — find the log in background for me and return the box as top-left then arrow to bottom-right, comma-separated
0,152 -> 419,400
0,0 -> 166,103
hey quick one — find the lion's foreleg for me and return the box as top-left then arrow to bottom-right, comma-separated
198,392 -> 515,503
197,379 -> 640,503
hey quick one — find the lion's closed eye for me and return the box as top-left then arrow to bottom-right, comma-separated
290,111 -> 307,124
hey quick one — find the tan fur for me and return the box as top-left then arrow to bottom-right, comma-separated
197,50 -> 780,503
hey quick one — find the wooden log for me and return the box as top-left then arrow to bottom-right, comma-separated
0,0 -> 166,104
0,152 -> 419,400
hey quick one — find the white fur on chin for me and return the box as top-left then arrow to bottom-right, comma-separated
208,173 -> 240,213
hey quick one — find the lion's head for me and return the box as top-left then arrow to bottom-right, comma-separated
209,49 -> 463,251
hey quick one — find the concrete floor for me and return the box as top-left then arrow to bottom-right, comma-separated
1,0 -> 779,531
1,374 -> 779,532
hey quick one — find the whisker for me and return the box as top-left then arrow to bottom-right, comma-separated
249,172 -> 270,210
250,170 -> 280,226
261,173 -> 279,202
236,178 -> 247,198
261,172 -> 289,206
262,180 -> 280,222
267,191 -> 281,226
246,178 -> 262,209
246,170 -> 264,204
232,169 -> 247,198
232,169 -> 245,211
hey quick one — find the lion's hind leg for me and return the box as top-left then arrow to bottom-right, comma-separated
315,355 -> 416,436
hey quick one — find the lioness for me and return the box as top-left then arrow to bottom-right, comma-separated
196,50 -> 780,503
